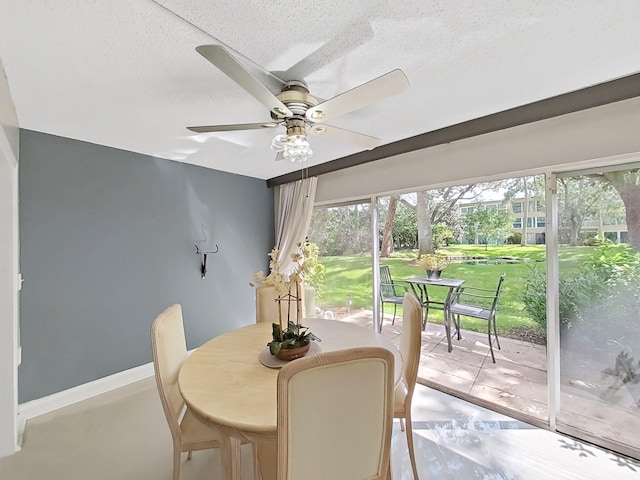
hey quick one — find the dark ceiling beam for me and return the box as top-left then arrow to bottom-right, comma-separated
267,72 -> 640,188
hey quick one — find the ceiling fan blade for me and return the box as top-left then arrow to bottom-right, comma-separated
217,45 -> 290,94
196,45 -> 293,117
310,124 -> 382,150
280,20 -> 374,80
306,69 -> 409,123
187,122 -> 280,133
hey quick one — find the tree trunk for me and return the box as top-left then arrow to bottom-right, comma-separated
619,188 -> 640,250
380,196 -> 398,257
569,215 -> 581,246
521,177 -> 529,246
592,170 -> 640,250
417,191 -> 434,254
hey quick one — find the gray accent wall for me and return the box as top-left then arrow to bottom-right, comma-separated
18,130 -> 274,402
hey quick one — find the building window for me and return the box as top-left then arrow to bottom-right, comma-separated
527,217 -> 534,228
513,218 -> 522,228
537,217 -> 546,227
512,202 -> 522,213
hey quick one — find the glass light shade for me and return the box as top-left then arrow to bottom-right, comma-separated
270,134 -> 288,151
271,133 -> 313,162
283,136 -> 313,163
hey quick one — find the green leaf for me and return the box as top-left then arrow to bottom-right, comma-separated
287,321 -> 299,336
307,332 -> 322,342
271,323 -> 282,342
269,341 -> 282,355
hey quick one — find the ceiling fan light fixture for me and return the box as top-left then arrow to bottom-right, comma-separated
270,134 -> 288,151
282,135 -> 313,163
283,146 -> 313,163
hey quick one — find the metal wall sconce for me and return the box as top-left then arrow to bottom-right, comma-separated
195,244 -> 219,279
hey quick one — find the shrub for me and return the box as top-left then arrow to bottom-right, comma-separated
521,243 -> 640,338
304,242 -> 326,298
582,235 -> 605,246
521,265 -> 602,332
507,232 -> 522,244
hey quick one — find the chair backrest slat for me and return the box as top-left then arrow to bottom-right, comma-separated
379,265 -> 395,298
490,274 -> 507,313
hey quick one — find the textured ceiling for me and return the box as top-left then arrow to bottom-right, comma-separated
0,1 -> 639,180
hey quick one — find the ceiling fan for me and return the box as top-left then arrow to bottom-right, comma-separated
187,45 -> 410,163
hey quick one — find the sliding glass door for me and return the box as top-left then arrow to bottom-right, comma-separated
555,165 -> 640,458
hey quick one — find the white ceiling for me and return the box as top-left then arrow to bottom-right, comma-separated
0,1 -> 639,180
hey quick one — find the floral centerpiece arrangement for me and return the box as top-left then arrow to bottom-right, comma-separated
416,253 -> 450,279
251,242 -> 320,359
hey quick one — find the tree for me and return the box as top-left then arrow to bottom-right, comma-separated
521,177 -> 530,246
411,185 -> 479,254
502,175 -> 545,246
380,196 -> 398,257
464,208 -> 513,250
558,177 -> 610,246
391,201 -> 418,249
433,222 -> 454,248
308,203 -> 372,255
590,169 -> 640,250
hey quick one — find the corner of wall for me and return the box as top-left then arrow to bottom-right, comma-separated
0,58 -> 19,163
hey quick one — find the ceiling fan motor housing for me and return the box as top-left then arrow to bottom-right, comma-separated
274,83 -> 319,119
285,118 -> 306,138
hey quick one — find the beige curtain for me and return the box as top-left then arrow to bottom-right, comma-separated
275,177 -> 318,275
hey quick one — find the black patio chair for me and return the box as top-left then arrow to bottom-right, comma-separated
449,274 -> 506,363
379,265 -> 409,325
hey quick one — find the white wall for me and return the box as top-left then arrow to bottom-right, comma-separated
0,64 -> 19,160
316,97 -> 640,203
0,58 -> 19,458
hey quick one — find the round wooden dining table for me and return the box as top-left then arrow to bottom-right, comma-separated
178,318 -> 402,480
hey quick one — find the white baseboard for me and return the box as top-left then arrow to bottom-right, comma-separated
17,362 -> 155,421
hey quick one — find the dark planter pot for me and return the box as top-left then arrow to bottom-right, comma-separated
275,342 -> 310,361
426,269 -> 442,280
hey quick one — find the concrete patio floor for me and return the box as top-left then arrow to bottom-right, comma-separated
338,309 -> 640,459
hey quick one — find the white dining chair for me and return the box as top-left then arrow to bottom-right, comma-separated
276,347 -> 395,480
256,284 -> 305,323
151,304 -> 223,480
394,293 -> 422,479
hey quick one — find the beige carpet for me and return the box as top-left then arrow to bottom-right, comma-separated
1,377 -> 255,480
3,376 -> 640,480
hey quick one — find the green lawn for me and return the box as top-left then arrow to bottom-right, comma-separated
315,245 -> 598,335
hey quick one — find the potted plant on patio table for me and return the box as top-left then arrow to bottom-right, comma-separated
416,253 -> 450,279
250,243 -> 321,360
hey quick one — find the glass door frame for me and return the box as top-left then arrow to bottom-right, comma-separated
545,172 -> 560,431
549,160 -> 640,459
318,153 -> 640,458
364,158 -> 640,450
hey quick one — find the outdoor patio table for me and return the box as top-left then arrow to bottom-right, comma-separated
406,276 -> 465,353
178,318 -> 402,480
